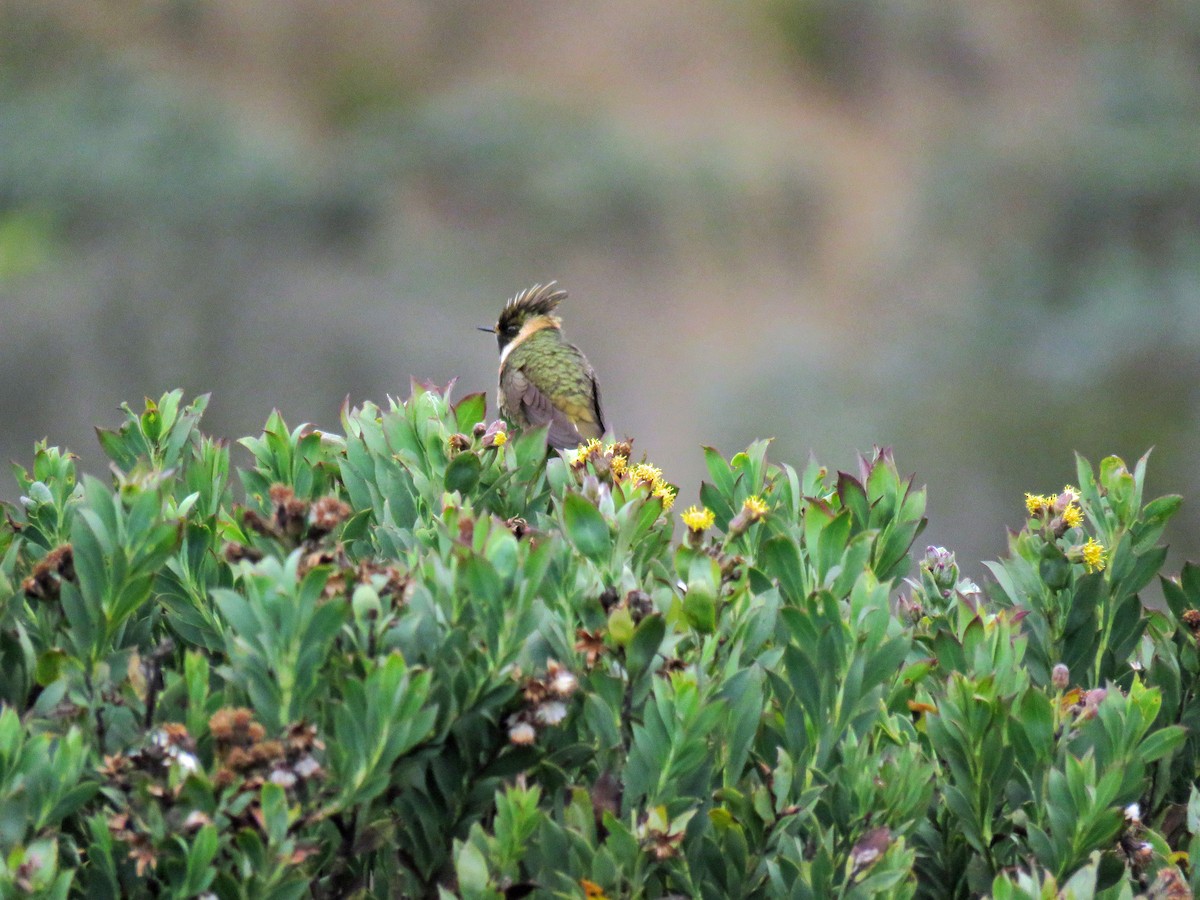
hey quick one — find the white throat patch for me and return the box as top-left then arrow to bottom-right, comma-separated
499,317 -> 558,367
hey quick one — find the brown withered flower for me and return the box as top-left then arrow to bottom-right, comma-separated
224,542 -> 264,564
269,484 -> 309,540
299,547 -> 350,598
1182,609 -> 1200,637
357,560 -> 410,605
126,832 -> 158,877
209,707 -> 266,748
642,825 -> 684,861
283,720 -> 323,756
598,586 -> 620,613
23,543 -> 75,601
849,827 -> 892,880
309,496 -> 351,537
457,514 -> 476,545
224,746 -> 255,773
98,753 -> 134,789
656,657 -> 687,678
522,675 -> 550,706
250,740 -> 286,766
575,629 -> 606,669
625,590 -> 654,623
1144,867 -> 1192,900
238,507 -> 273,537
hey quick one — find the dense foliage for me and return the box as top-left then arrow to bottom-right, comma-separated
1,387 -> 1199,898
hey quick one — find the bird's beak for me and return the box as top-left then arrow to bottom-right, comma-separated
477,326 -> 495,334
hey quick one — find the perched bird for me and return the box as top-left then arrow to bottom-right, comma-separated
479,282 -> 606,450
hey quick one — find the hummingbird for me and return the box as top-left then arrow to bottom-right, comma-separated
479,282 -> 606,450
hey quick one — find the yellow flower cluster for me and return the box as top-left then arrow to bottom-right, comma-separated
570,442 -> 676,510
1025,486 -> 1085,529
1062,504 -> 1084,529
743,495 -> 768,518
1082,537 -> 1107,573
628,462 -> 663,486
1025,493 -> 1051,515
575,438 -> 603,464
626,462 -> 676,510
653,481 -> 677,511
680,505 -> 715,533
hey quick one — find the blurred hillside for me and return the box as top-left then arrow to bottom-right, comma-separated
1,0 -> 1198,574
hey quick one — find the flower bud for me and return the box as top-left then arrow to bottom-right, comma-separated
1051,663 -> 1069,690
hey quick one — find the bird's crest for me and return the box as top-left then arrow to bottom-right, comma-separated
497,282 -> 567,332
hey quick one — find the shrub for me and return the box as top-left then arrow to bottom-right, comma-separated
0,386 -> 1197,898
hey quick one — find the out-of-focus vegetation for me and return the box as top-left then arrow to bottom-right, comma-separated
0,1 -> 1198,574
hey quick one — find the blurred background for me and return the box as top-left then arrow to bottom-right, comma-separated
1,0 -> 1198,577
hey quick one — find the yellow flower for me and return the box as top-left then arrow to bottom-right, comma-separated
743,495 -> 768,519
567,439 -> 601,467
570,438 -> 602,466
629,463 -> 663,487
1062,484 -> 1079,496
610,454 -> 628,478
492,431 -> 507,446
654,482 -> 677,511
1025,493 -> 1049,515
680,505 -> 715,533
1082,537 -> 1107,573
1062,504 -> 1084,529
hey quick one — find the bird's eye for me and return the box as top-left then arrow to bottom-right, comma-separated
502,326 -> 519,338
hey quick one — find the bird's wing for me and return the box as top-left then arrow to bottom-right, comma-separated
503,364 -> 587,449
521,379 -> 589,449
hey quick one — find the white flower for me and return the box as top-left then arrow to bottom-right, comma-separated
550,670 -> 578,698
535,701 -> 568,726
172,750 -> 200,773
508,721 -> 536,745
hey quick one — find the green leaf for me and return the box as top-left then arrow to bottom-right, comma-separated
684,587 -> 716,634
1137,725 -> 1187,764
455,840 -> 490,896
183,824 -> 219,894
445,451 -> 483,494
34,650 -> 68,687
454,392 -> 487,432
627,614 -> 666,679
759,535 -> 806,603
703,446 -> 736,503
261,782 -> 290,846
836,472 -> 870,529
562,493 -> 612,562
